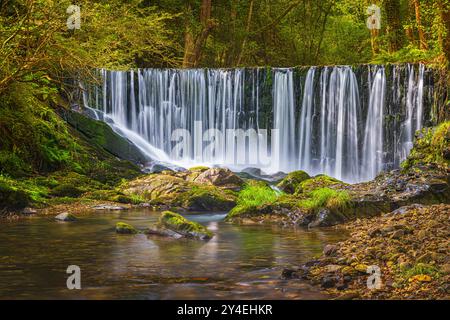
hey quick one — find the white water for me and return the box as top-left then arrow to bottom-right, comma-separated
82,64 -> 427,183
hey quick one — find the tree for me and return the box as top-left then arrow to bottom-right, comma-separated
412,0 -> 428,50
182,0 -> 215,68
384,0 -> 403,52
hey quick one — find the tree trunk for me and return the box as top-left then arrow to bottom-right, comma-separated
413,0 -> 428,50
182,0 -> 214,68
384,0 -> 403,52
236,0 -> 254,66
440,0 -> 450,63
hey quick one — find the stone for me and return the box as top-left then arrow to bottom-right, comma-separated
323,244 -> 338,256
92,204 -> 126,210
148,211 -> 213,240
193,168 -> 244,190
55,212 -> 77,221
321,276 -> 337,288
354,264 -> 368,273
324,264 -> 342,273
276,170 -> 310,194
22,207 -> 37,215
115,222 -> 137,234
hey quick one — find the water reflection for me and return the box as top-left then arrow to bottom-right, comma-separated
0,210 -> 347,299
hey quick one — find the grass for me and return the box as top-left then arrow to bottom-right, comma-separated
226,181 -> 278,219
298,187 -> 350,211
235,182 -> 278,207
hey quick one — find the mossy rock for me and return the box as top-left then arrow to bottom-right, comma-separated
296,174 -> 345,194
157,210 -> 213,240
178,186 -> 236,211
50,184 -> 83,198
401,122 -> 450,170
121,173 -> 236,211
116,222 -> 138,234
62,109 -> 149,165
0,182 -> 30,210
277,170 -> 310,194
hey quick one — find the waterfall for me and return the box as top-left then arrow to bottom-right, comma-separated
82,64 -> 430,183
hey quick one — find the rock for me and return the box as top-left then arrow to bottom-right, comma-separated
390,229 -> 406,239
354,264 -> 368,273
308,208 -> 341,228
61,109 -> 149,165
281,269 -> 298,279
115,222 -> 137,234
323,244 -> 338,256
408,274 -> 432,282
276,170 -> 310,194
22,207 -> 37,215
324,264 -> 342,273
121,172 -> 236,211
321,276 -> 337,288
441,264 -> 450,275
341,266 -> 357,275
55,212 -> 77,221
148,211 -> 213,240
193,168 -> 244,190
92,204 -> 126,210
388,204 -> 425,215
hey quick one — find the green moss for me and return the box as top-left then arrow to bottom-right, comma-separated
116,222 -> 138,234
180,185 -> 236,211
158,211 -> 213,238
401,121 -> 450,170
189,166 -> 209,172
276,170 -> 310,193
401,263 -> 440,279
50,184 -> 83,198
296,175 -> 345,194
0,175 -> 48,207
298,187 -> 351,211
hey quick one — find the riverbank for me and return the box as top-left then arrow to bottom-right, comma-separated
284,203 -> 449,300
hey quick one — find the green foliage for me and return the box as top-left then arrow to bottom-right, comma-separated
401,121 -> 450,170
227,181 -> 278,219
236,181 -> 278,208
296,175 -> 344,194
298,187 -> 351,211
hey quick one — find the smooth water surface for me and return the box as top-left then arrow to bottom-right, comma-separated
0,210 -> 347,299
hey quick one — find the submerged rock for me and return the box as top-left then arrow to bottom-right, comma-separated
146,210 -> 213,240
92,204 -> 127,210
116,222 -> 138,234
55,212 -> 77,221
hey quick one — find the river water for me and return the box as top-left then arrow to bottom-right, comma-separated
0,210 -> 347,299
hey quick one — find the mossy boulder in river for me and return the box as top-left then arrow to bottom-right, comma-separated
116,222 -> 138,234
120,170 -> 237,211
147,211 -> 213,240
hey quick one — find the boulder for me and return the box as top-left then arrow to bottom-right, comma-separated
193,168 -> 244,191
121,172 -> 237,211
116,222 -> 138,234
147,210 -> 213,240
276,170 -> 310,194
55,212 -> 77,221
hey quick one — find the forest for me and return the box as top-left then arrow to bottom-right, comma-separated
0,0 -> 449,301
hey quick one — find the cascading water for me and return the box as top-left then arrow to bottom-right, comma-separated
82,64 -> 431,183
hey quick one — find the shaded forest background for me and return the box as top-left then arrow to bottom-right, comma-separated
0,0 -> 449,181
